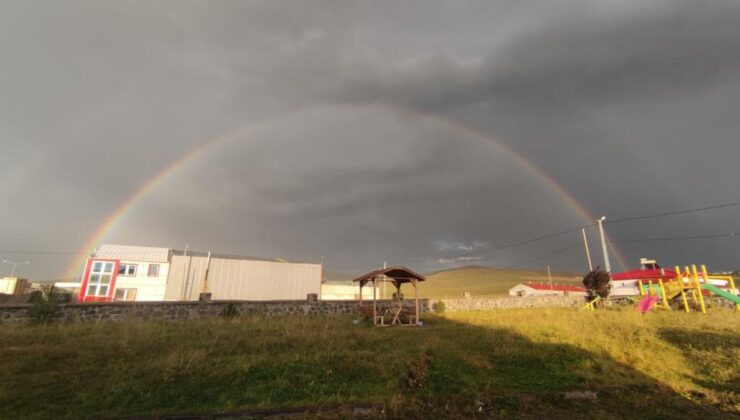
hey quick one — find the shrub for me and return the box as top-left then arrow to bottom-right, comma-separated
221,303 -> 239,319
432,300 -> 446,315
405,349 -> 429,389
28,285 -> 60,324
582,267 -> 612,299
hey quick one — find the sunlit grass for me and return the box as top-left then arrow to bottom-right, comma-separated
1,308 -> 737,418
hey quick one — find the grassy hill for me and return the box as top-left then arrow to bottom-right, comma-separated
418,266 -> 582,298
323,266 -> 584,298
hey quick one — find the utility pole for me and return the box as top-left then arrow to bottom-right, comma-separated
581,228 -> 593,271
2,260 -> 30,277
596,217 -> 611,273
547,265 -> 553,290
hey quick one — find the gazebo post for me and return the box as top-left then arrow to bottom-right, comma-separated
372,277 -> 377,326
358,280 -> 364,304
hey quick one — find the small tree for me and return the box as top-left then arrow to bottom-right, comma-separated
28,285 -> 60,324
432,300 -> 446,315
582,267 -> 611,299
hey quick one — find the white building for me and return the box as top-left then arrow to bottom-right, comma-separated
320,282 -> 379,300
509,282 -> 587,297
0,277 -> 27,295
69,244 -> 322,302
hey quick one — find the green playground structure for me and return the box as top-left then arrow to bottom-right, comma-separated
702,283 -> 740,305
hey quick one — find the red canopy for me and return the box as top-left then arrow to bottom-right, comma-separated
610,268 -> 678,281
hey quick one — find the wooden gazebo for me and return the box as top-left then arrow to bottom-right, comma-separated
353,266 -> 426,326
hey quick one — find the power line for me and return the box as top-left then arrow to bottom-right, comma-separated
328,229 -> 739,272
605,201 -> 740,224
505,243 -> 582,269
390,201 -> 740,268
610,232 -> 738,243
391,224 -> 595,268
8,200 -> 740,273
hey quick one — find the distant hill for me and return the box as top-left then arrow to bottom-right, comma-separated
322,265 -> 583,298
418,266 -> 582,298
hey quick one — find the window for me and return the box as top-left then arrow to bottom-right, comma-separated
87,261 -> 114,297
114,288 -> 137,301
147,264 -> 160,277
118,264 -> 137,276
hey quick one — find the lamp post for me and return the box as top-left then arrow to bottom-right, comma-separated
2,260 -> 30,277
596,217 -> 611,273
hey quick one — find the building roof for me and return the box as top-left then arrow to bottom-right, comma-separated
170,249 -> 291,263
517,282 -> 586,292
352,266 -> 426,284
610,268 -> 677,281
94,244 -> 171,263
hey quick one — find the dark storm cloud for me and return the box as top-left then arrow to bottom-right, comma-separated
335,1 -> 740,112
1,1 -> 739,279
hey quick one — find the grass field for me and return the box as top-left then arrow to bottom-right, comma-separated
1,308 -> 738,418
419,266 -> 581,298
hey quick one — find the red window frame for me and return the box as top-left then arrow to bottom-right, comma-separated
78,258 -> 120,302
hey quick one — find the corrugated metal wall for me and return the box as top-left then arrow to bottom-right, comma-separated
164,255 -> 321,301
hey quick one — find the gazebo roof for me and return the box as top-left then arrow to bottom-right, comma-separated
352,266 -> 426,284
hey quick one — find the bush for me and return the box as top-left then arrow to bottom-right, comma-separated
432,300 -> 446,315
28,286 -> 60,324
221,303 -> 239,319
582,267 -> 612,299
405,349 -> 429,389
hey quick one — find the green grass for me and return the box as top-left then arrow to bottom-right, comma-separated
419,266 -> 581,298
1,308 -> 738,418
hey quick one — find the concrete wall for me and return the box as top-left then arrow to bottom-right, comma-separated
0,295 -> 587,323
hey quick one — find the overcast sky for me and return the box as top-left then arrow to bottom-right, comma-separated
2,0 -> 740,280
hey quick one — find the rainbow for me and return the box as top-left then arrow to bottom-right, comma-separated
63,124 -> 255,279
65,103 -> 627,279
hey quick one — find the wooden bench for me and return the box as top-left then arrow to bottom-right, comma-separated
359,303 -> 418,326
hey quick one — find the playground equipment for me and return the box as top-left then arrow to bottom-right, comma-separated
636,264 -> 739,313
581,295 -> 601,311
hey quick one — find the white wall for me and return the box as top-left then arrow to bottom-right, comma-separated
509,284 -> 586,297
321,283 -> 378,300
114,261 -> 170,301
0,277 -> 24,294
509,285 -> 537,296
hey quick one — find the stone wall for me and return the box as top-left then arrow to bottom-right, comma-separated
0,298 -> 363,324
0,294 -> 587,324
436,295 -> 585,311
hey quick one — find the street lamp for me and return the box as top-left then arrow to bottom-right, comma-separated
595,217 -> 611,273
2,260 -> 30,277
